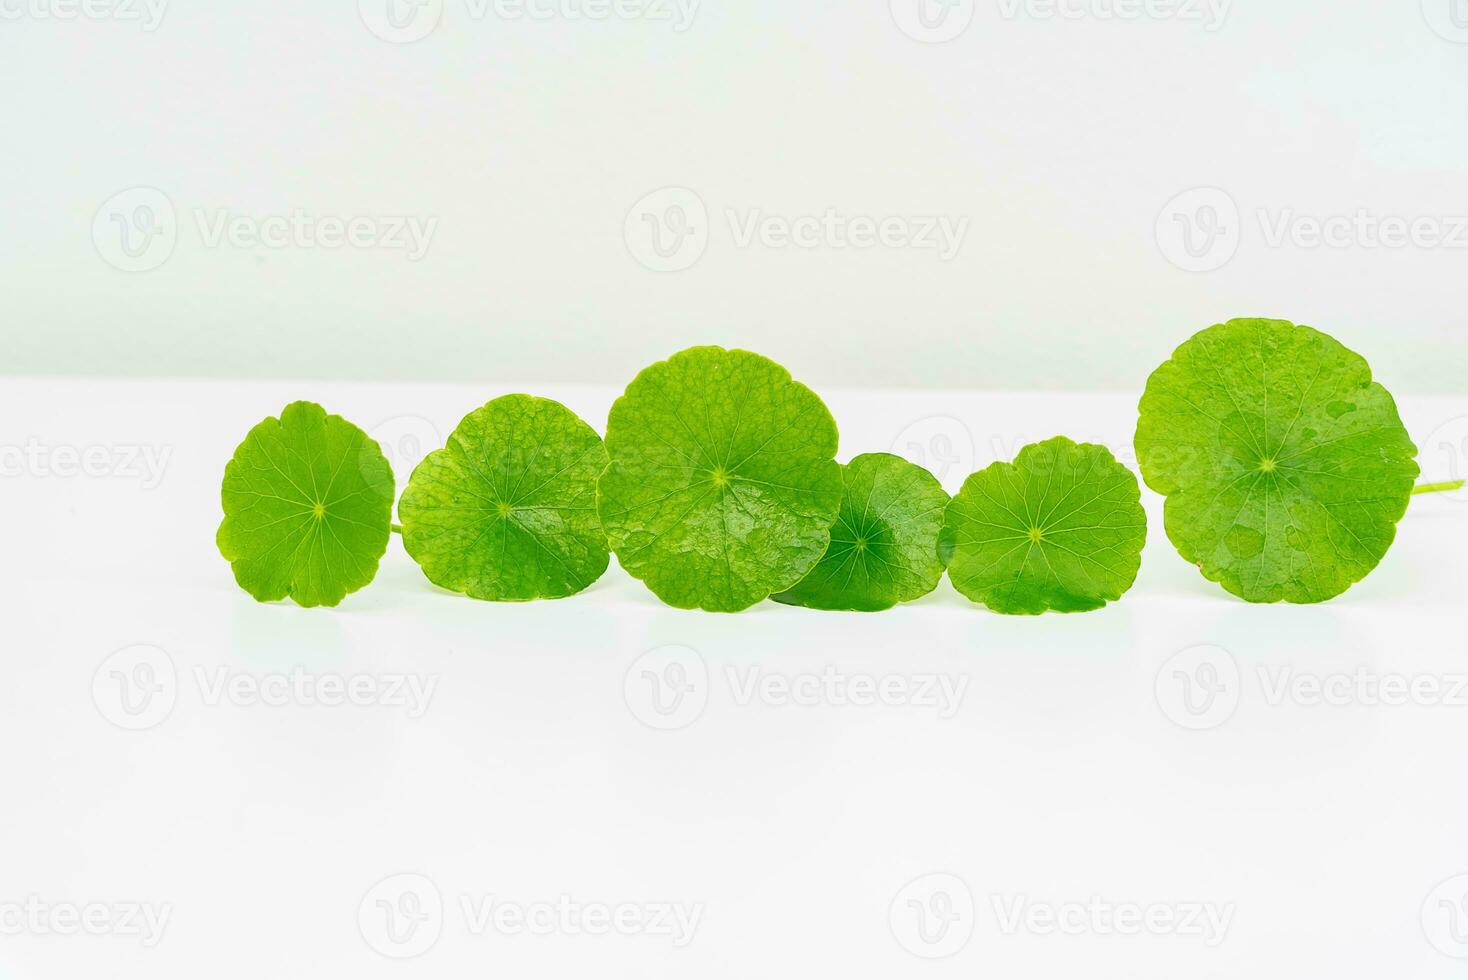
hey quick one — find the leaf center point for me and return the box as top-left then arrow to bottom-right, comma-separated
1027,526 -> 1044,543
1258,457 -> 1277,473
311,502 -> 326,520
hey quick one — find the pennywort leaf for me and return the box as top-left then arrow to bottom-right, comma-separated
774,453 -> 949,612
1135,318 -> 1420,603
596,346 -> 843,612
217,401 -> 394,608
941,437 -> 1147,615
399,395 -> 610,601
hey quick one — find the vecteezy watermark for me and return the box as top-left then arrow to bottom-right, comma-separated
1156,644 -> 1468,731
92,188 -> 438,272
1256,667 -> 1468,709
192,209 -> 437,260
0,440 -> 172,489
623,646 -> 970,731
92,645 -> 179,732
0,897 -> 173,948
358,0 -> 698,43
366,414 -> 443,481
359,874 -> 444,959
624,188 -> 970,272
92,187 -> 177,273
623,188 -> 710,273
93,646 -> 439,731
726,209 -> 968,261
1416,415 -> 1468,501
890,0 -> 975,43
358,873 -> 702,959
623,645 -> 710,730
990,894 -> 1235,947
1422,0 -> 1468,43
1155,187 -> 1241,273
890,873 -> 976,959
890,416 -> 977,488
0,0 -> 168,30
358,0 -> 443,43
995,0 -> 1230,29
1157,186 -> 1468,272
193,667 -> 439,717
1423,874 -> 1468,958
888,874 -> 1235,957
1155,644 -> 1241,731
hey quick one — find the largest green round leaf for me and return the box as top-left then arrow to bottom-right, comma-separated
399,395 -> 610,601
1135,318 -> 1420,603
217,401 -> 394,608
597,346 -> 843,612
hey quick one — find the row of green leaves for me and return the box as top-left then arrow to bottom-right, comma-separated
217,318 -> 1433,613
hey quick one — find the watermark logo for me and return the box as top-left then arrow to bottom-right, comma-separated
1158,187 -> 1468,271
92,645 -> 178,732
889,873 -> 975,959
1416,415 -> 1468,501
92,189 -> 438,272
0,0 -> 168,30
458,895 -> 702,946
1423,0 -> 1468,42
726,666 -> 968,717
624,645 -> 709,731
1155,644 -> 1240,731
359,873 -> 444,959
725,208 -> 968,260
93,187 -> 177,274
991,894 -> 1234,946
1155,187 -> 1240,273
367,414 -> 443,482
0,440 -> 171,488
1424,875 -> 1468,958
358,0 -> 443,43
625,188 -> 970,271
93,649 -> 439,729
995,0 -> 1230,29
624,187 -> 709,273
890,415 -> 976,488
890,0 -> 975,43
193,667 -> 439,717
625,648 -> 970,729
0,897 -> 173,947
359,875 -> 701,957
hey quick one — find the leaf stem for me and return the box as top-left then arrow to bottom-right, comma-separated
1412,480 -> 1465,496
391,523 -> 404,535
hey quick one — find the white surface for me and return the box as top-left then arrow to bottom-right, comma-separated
4,3 -> 1468,389
3,378 -> 1468,978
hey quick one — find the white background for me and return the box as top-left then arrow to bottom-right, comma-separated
1,0 -> 1467,389
4,1 -> 1468,977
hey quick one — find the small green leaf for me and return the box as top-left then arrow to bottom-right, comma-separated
398,395 -> 609,601
597,346 -> 843,612
217,401 -> 394,608
942,437 -> 1147,615
774,453 -> 949,612
1135,317 -> 1420,603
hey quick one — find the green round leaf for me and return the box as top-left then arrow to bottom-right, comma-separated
399,395 -> 609,601
217,401 -> 394,608
1135,317 -> 1420,603
942,437 -> 1147,615
597,346 -> 843,612
773,453 -> 949,612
